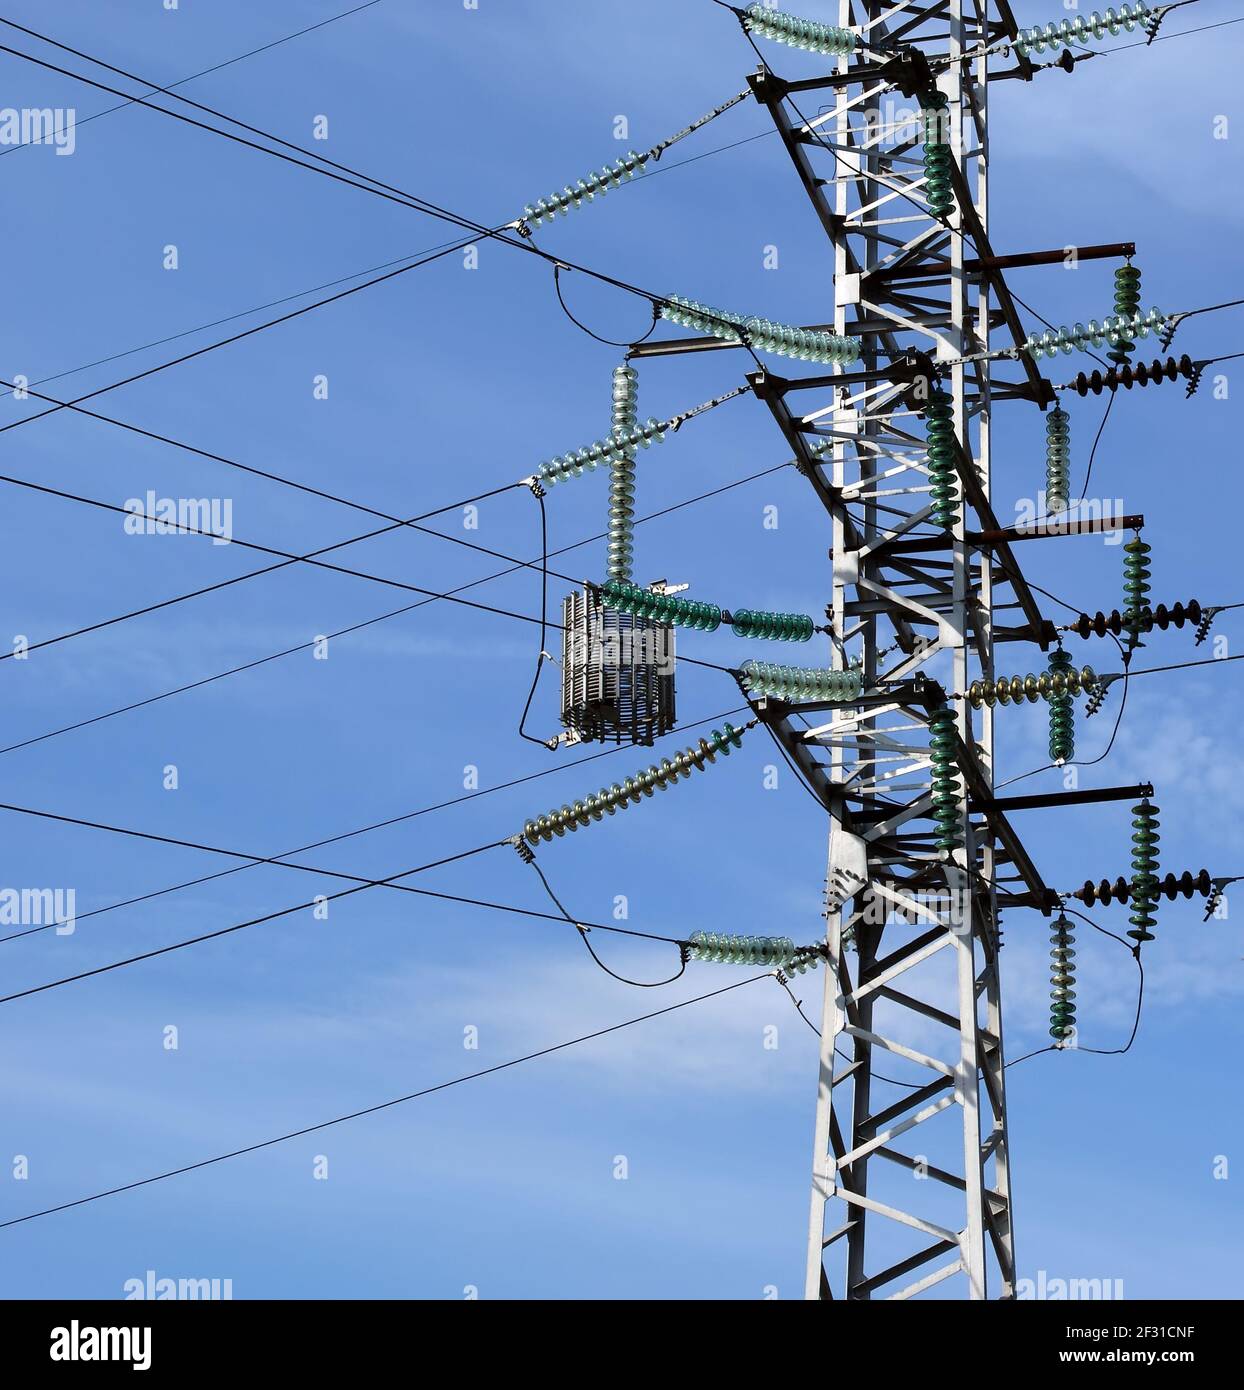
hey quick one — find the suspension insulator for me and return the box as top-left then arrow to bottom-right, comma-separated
1122,534 -> 1152,650
1024,309 -> 1168,361
730,609 -> 815,643
522,151 -> 648,227
659,296 -> 861,365
928,706 -> 964,854
925,390 -> 959,530
742,2 -> 859,55
1016,4 -> 1158,56
966,664 -> 1098,710
538,417 -> 667,487
1049,914 -> 1077,1041
1071,600 -> 1202,640
1127,799 -> 1161,943
740,659 -> 863,702
1047,649 -> 1076,765
1068,354 -> 1196,397
687,930 -> 822,972
919,92 -> 954,219
1045,406 -> 1071,513
607,364 -> 638,583
522,724 -> 746,844
1076,869 -> 1212,907
600,578 -> 722,631
1110,263 -> 1142,359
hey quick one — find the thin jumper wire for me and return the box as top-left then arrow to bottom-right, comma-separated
0,974 -> 770,1232
0,465 -> 791,759
0,706 -> 752,947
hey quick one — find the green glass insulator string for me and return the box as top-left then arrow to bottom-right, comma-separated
522,151 -> 648,228
1016,5 -> 1159,56
1047,648 -> 1077,764
659,295 -> 861,366
924,390 -> 959,530
1111,263 -> 1143,360
928,706 -> 964,853
1128,799 -> 1161,943
1024,308 -> 1167,361
739,660 -> 863,702
538,417 -> 667,487
919,92 -> 954,219
729,609 -> 814,642
521,724 -> 747,844
1122,533 -> 1152,652
1045,406 -> 1071,514
600,582 -> 815,642
687,931 -> 822,973
1049,914 -> 1077,1042
600,578 -> 722,631
607,364 -> 638,583
742,3 -> 859,56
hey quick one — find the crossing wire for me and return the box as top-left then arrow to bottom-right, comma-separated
0,973 -> 770,1232
0,704 -> 751,947
0,463 -> 792,758
0,2 -> 384,161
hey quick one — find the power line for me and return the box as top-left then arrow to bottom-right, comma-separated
0,705 -> 750,946
0,466 -> 740,678
0,464 -> 790,758
0,799 -> 692,950
0,973 -> 770,1232
0,1 -> 384,161
0,841 -> 508,1008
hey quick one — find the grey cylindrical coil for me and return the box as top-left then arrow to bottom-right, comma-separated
561,584 -> 676,746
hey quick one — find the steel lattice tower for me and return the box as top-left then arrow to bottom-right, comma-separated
748,1 -> 1049,1300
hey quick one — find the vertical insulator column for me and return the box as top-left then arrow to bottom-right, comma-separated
1045,406 -> 1071,513
1049,914 -> 1077,1041
1128,799 -> 1161,943
607,363 -> 638,583
1047,648 -> 1076,764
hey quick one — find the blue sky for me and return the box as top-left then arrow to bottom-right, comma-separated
0,0 -> 1240,1299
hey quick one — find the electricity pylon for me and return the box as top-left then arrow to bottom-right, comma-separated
749,1 -> 1048,1301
